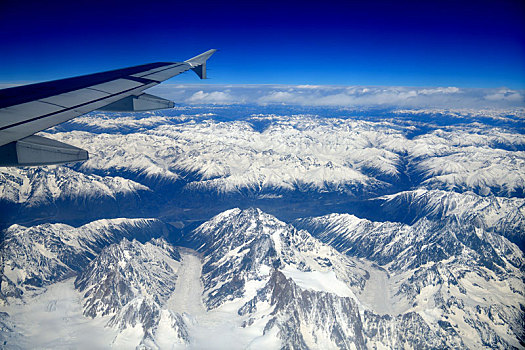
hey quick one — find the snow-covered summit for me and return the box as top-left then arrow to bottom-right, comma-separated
187,207 -> 369,310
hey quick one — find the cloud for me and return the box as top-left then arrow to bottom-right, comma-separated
295,84 -> 323,89
187,90 -> 236,104
258,91 -> 307,104
418,87 -> 460,95
484,89 -> 523,102
147,84 -> 525,109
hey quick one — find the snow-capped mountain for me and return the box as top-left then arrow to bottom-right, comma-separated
1,207 -> 523,349
186,208 -> 368,310
52,117 -> 396,195
184,207 -> 508,348
407,125 -> 525,195
295,212 -> 525,348
295,212 -> 524,274
184,209 -> 454,348
377,189 -> 525,248
75,238 -> 188,348
3,110 -> 523,230
0,218 -> 170,304
1,106 -> 523,349
0,166 -> 150,206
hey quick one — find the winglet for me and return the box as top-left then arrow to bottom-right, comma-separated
185,49 -> 217,79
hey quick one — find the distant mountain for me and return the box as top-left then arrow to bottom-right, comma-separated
0,166 -> 150,206
3,111 -> 523,229
47,112 -> 525,197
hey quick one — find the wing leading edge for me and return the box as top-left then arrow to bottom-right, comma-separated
0,49 -> 217,167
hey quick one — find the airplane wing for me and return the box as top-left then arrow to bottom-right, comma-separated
0,49 -> 217,167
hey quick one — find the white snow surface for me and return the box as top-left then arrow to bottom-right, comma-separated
0,279 -> 117,349
167,248 -> 205,316
281,265 -> 356,298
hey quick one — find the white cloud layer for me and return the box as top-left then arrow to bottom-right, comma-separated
149,84 -> 524,108
187,90 -> 237,104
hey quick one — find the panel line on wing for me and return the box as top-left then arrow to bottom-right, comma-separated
140,66 -> 191,82
86,87 -> 112,94
39,100 -> 68,108
124,76 -> 161,84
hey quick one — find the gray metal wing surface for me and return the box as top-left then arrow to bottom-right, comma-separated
0,49 -> 216,166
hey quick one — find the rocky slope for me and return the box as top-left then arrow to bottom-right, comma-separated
0,218 -> 170,303
75,238 -> 188,348
186,208 -> 369,310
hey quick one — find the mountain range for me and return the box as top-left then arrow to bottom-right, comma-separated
1,206 -> 523,348
0,106 -> 523,349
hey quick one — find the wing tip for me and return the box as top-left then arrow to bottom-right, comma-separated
186,49 -> 217,79
185,49 -> 217,67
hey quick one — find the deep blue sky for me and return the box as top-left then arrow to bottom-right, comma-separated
1,0 -> 524,88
